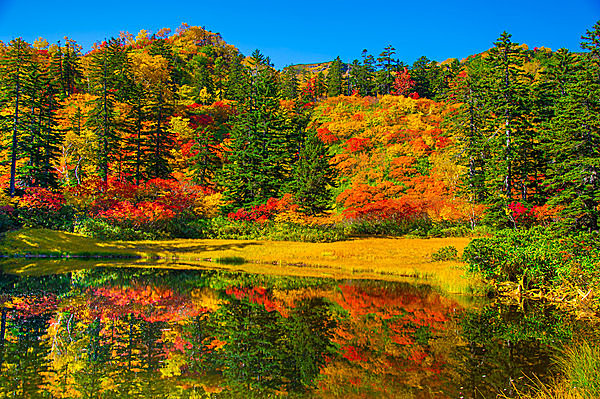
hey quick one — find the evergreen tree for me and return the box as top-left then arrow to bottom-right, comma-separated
278,67 -> 299,100
349,50 -> 376,96
85,38 -> 129,181
483,32 -> 532,205
286,128 -> 335,215
542,24 -> 600,231
410,56 -> 434,99
326,56 -> 344,97
145,38 -> 177,178
224,54 -> 250,102
19,56 -> 62,188
50,38 -> 82,99
219,50 -> 295,210
447,56 -> 490,204
0,38 -> 33,196
375,45 -> 397,95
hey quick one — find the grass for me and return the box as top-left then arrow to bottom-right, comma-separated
0,228 -> 477,293
503,342 -> 600,399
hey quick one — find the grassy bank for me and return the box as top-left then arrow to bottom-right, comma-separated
0,228 -> 476,293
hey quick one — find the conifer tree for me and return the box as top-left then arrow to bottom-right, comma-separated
542,23 -> 600,231
483,32 -> 531,205
19,57 -> 62,188
447,57 -> 490,204
326,56 -> 344,97
219,50 -> 295,210
0,38 -> 33,195
86,38 -> 129,181
286,128 -> 335,215
376,45 -> 397,95
278,67 -> 299,100
145,38 -> 177,178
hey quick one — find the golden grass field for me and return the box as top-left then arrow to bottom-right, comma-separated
0,228 -> 478,293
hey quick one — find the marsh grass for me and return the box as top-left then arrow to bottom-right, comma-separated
1,228 -> 476,293
503,376 -> 587,399
555,342 -> 600,397
505,342 -> 600,399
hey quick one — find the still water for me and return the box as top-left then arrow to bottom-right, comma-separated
0,262 -> 589,398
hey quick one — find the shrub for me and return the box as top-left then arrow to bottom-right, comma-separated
204,217 -> 347,242
75,218 -> 161,241
431,246 -> 458,262
16,187 -> 76,230
463,227 -> 600,288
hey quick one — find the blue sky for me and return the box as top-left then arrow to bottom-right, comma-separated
0,0 -> 598,69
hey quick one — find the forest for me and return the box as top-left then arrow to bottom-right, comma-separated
1,21 -> 600,290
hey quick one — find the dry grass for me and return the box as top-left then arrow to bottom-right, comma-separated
1,228 -> 477,293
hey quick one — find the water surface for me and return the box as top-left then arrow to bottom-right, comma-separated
0,262 -> 589,398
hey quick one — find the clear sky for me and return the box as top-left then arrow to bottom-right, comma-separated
0,0 -> 598,69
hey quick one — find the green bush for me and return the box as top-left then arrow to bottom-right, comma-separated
431,246 -> 458,261
202,217 -> 348,242
463,227 -> 600,287
0,210 -> 17,234
75,218 -> 162,241
16,205 -> 76,231
342,218 -> 432,237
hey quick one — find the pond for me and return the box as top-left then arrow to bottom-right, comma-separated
0,261 -> 592,398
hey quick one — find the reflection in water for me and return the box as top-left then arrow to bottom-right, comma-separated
0,265 -> 585,398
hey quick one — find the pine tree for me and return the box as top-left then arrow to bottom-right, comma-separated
349,50 -> 376,96
145,38 -> 177,179
483,32 -> 531,205
410,56 -> 435,99
447,56 -> 490,204
19,56 -> 62,188
278,67 -> 299,100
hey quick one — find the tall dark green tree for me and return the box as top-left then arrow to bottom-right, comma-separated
86,38 -> 130,181
286,128 -> 335,215
19,57 -> 62,188
326,56 -> 344,97
0,38 -> 33,196
541,23 -> 600,231
447,56 -> 490,204
483,32 -> 531,205
278,66 -> 299,100
219,50 -> 297,210
376,45 -> 397,95
145,38 -> 177,179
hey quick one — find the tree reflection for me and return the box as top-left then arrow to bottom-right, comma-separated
0,265 -> 587,398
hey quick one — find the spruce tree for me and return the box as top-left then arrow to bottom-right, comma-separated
286,128 -> 335,215
483,32 -> 531,206
542,24 -> 600,231
86,38 -> 129,181
219,50 -> 295,210
278,67 -> 299,100
19,57 -> 62,188
326,56 -> 344,97
145,39 -> 177,179
376,45 -> 397,95
447,56 -> 490,204
0,38 -> 33,195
